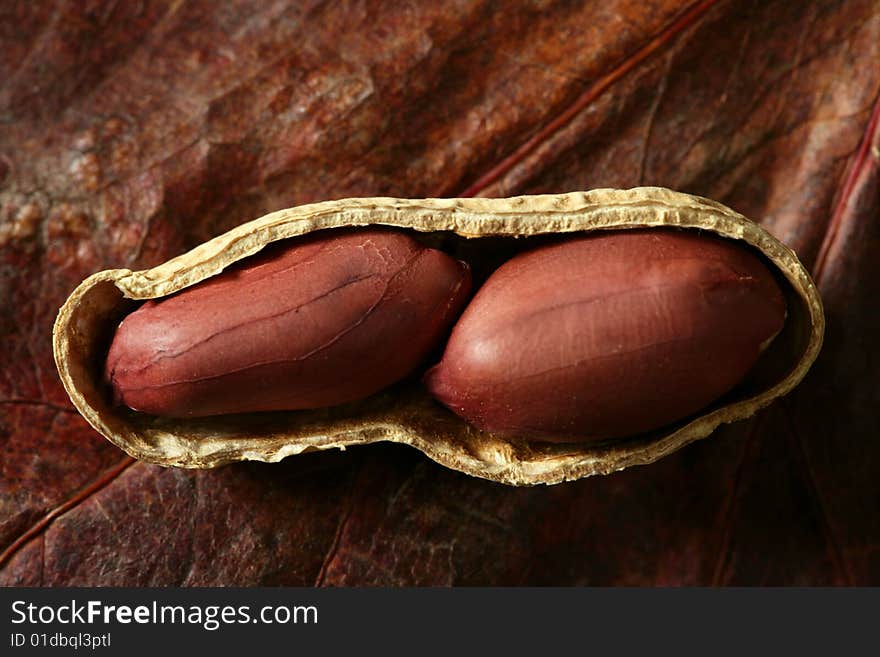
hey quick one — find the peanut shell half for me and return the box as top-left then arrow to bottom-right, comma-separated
53,187 -> 824,485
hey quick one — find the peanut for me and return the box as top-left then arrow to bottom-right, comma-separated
105,228 -> 471,417
424,229 -> 786,443
55,189 -> 823,483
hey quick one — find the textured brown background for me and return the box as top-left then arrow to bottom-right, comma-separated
1,0 -> 878,585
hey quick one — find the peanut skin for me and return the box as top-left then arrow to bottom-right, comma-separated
106,228 -> 471,417
424,229 -> 786,443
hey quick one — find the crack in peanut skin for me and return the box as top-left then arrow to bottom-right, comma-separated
424,229 -> 787,443
105,228 -> 472,417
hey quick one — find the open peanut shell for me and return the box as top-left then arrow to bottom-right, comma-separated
53,187 -> 824,485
